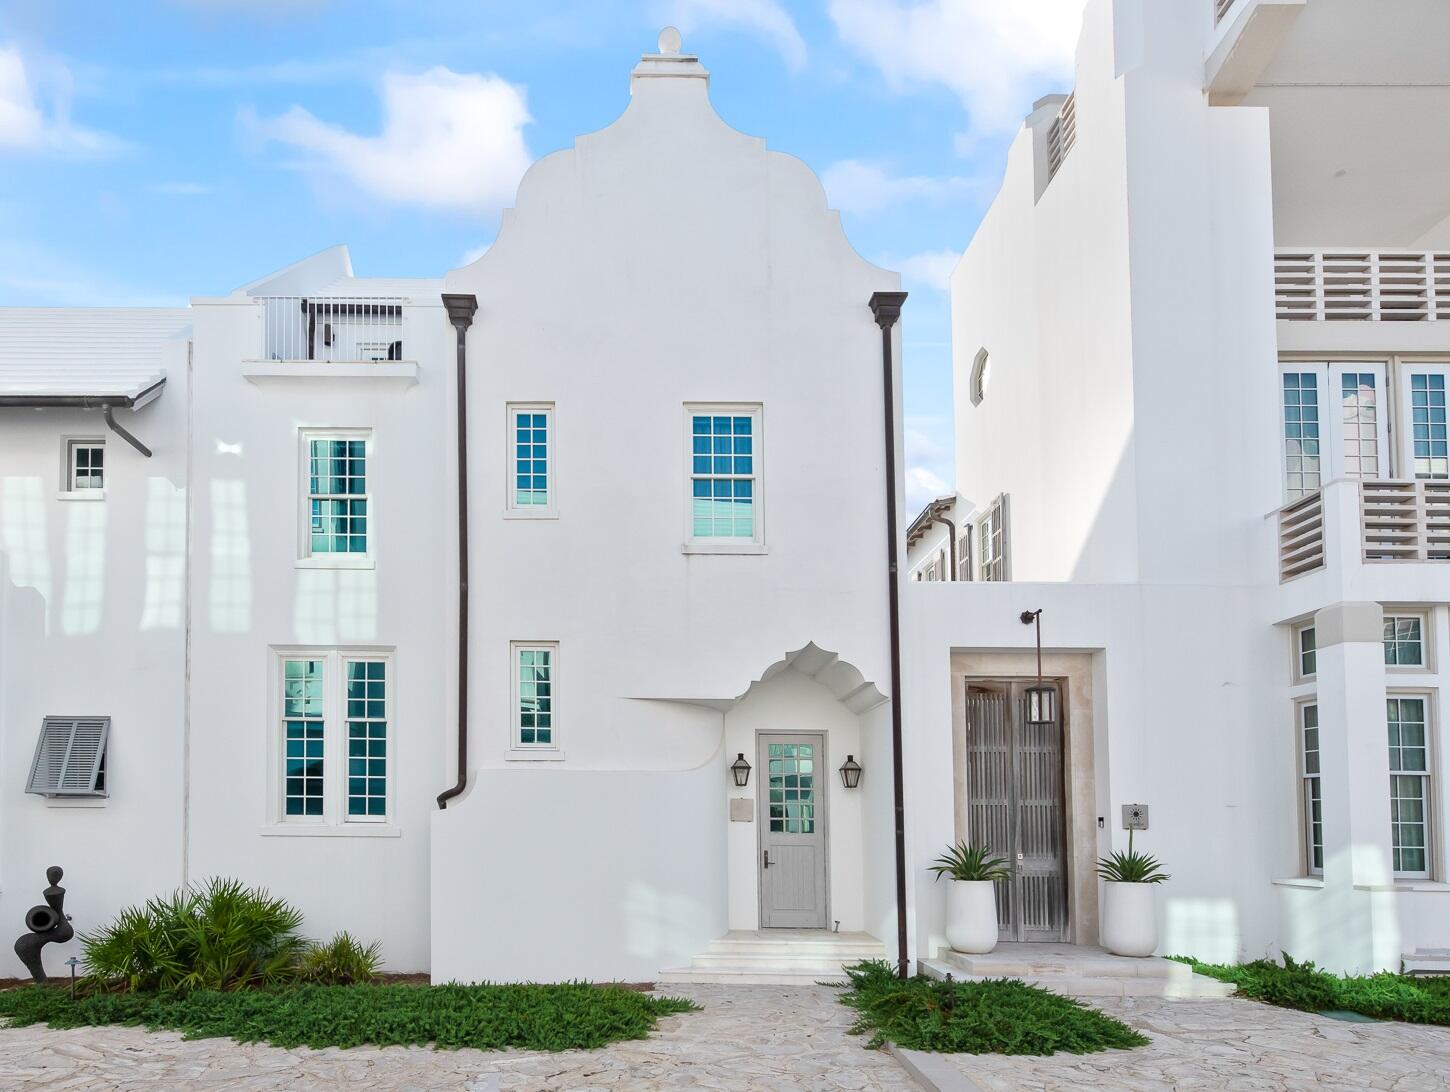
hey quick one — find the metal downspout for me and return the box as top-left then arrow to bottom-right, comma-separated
438,294 -> 478,809
930,515 -> 957,581
869,290 -> 910,978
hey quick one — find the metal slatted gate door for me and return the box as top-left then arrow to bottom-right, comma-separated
964,688 -> 1068,942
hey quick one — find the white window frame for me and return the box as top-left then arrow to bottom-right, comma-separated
298,429 -> 374,568
1387,691 -> 1434,879
510,641 -> 560,754
1399,362 -> 1450,481
61,436 -> 107,499
977,495 -> 1010,581
505,402 -> 556,518
1384,611 -> 1430,672
1298,701 -> 1323,877
268,647 -> 395,830
683,403 -> 765,554
1278,362 -> 1390,501
1293,622 -> 1317,683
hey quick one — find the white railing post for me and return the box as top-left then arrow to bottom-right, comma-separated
253,296 -> 406,362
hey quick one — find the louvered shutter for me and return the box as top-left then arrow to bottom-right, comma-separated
26,717 -> 109,796
956,528 -> 972,581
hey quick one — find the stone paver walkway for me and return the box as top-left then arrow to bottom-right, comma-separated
0,983 -> 916,1091
950,995 -> 1450,1091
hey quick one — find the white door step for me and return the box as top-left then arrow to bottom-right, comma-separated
1403,951 -> 1450,975
658,930 -> 885,986
658,965 -> 853,986
936,945 -> 1193,980
689,951 -> 880,969
920,952 -> 1237,1001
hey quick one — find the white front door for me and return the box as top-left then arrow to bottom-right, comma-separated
758,733 -> 828,928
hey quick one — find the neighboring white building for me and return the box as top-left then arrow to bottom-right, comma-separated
905,0 -> 1450,974
0,32 -> 906,983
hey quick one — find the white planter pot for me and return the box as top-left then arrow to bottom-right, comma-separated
1101,881 -> 1158,957
944,880 -> 999,954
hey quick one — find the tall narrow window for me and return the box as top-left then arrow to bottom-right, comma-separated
1387,696 -> 1430,877
1339,371 -> 1382,478
956,526 -> 972,582
306,435 -> 369,555
1300,703 -> 1322,875
1282,372 -> 1321,499
67,439 -> 105,492
345,659 -> 388,820
1384,616 -> 1425,667
978,495 -> 1009,582
688,407 -> 760,543
282,659 -> 326,817
1410,373 -> 1449,479
507,404 -> 553,513
1295,624 -> 1317,679
513,642 -> 557,748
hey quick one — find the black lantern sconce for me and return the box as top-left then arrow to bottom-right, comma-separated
730,752 -> 752,788
1020,608 -> 1056,725
839,754 -> 863,789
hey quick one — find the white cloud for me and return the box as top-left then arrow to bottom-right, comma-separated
666,0 -> 807,70
821,159 -> 974,215
892,249 -> 960,292
246,67 -> 532,214
155,181 -> 214,196
905,465 -> 952,515
829,0 -> 1084,140
0,46 -> 126,157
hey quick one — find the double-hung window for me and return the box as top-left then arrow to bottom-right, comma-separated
687,406 -> 762,547
978,495 -> 1009,581
1295,624 -> 1317,680
1405,367 -> 1450,480
1299,703 -> 1322,875
956,527 -> 972,583
278,650 -> 391,825
1387,696 -> 1431,877
303,431 -> 370,559
506,404 -> 554,515
512,642 -> 558,750
1280,363 -> 1389,500
66,439 -> 105,493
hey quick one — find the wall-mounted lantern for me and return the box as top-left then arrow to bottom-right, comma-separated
1025,685 -> 1056,726
839,754 -> 863,789
730,752 -> 752,788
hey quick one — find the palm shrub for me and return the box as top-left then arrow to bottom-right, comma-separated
83,878 -> 309,993
301,931 -> 383,985
929,842 -> 1009,882
1095,830 -> 1170,884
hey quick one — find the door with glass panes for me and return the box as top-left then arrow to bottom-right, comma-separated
1280,363 -> 1390,499
758,733 -> 829,928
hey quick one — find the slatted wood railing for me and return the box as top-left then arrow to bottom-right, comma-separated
1361,481 -> 1450,562
1279,490 -> 1326,581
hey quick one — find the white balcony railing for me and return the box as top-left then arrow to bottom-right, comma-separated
1360,480 -> 1450,562
259,296 -> 405,362
1278,490 -> 1326,581
1274,251 -> 1450,322
1046,93 -> 1077,181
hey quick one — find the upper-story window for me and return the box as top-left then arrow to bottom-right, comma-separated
1295,623 -> 1317,681
1387,695 -> 1431,878
1385,614 -> 1426,668
1409,371 -> 1448,479
687,406 -> 762,546
278,650 -> 391,825
507,404 -> 554,515
66,438 -> 105,493
978,495 -> 1010,581
512,642 -> 557,749
304,431 -> 370,558
956,527 -> 972,582
1280,363 -> 1389,500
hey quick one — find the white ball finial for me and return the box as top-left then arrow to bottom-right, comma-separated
657,26 -> 683,55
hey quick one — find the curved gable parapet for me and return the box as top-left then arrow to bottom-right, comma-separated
447,35 -> 898,295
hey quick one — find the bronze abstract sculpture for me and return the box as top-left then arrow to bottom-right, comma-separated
15,866 -> 73,984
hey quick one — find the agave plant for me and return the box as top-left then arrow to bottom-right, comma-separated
929,842 -> 1010,882
1096,830 -> 1170,884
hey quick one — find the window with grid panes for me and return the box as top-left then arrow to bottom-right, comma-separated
509,406 -> 552,510
514,643 -> 556,747
279,651 -> 391,824
307,436 -> 369,554
282,659 -> 326,817
1300,703 -> 1323,874
1411,373 -> 1449,479
766,742 -> 816,834
1282,373 -> 1321,499
1297,625 -> 1316,679
956,527 -> 972,582
1339,372 -> 1382,478
346,660 -> 388,819
1384,616 -> 1425,667
67,439 -> 105,491
689,410 -> 758,541
1387,697 -> 1431,876
978,496 -> 1008,581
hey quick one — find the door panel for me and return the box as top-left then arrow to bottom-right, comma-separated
759,734 -> 828,928
964,687 -> 1068,942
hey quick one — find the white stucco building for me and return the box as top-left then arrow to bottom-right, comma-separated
0,32 -> 907,984
907,0 -> 1450,974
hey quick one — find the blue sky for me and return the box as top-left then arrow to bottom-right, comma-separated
0,0 -> 1082,510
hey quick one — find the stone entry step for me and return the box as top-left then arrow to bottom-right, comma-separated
658,929 -> 886,986
1403,949 -> 1450,975
920,943 -> 1237,1000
